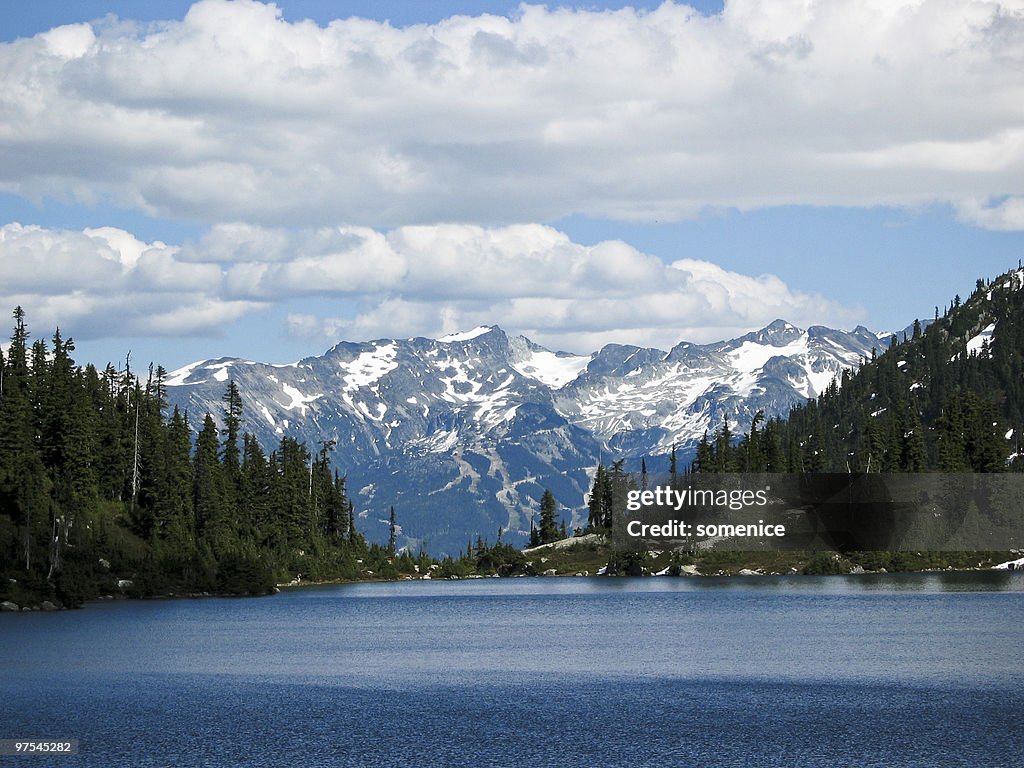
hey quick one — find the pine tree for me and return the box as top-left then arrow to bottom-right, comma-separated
194,413 -> 232,554
221,380 -> 243,486
538,489 -> 559,545
937,396 -> 969,471
900,399 -> 926,471
388,506 -> 397,556
41,330 -> 98,578
604,460 -> 625,528
714,417 -> 736,472
695,431 -> 713,472
271,436 -> 312,551
587,463 -> 607,531
324,470 -> 349,540
0,308 -> 49,573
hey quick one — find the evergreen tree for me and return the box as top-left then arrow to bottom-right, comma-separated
587,463 -> 607,531
388,506 -> 397,556
324,470 -> 349,541
695,431 -> 713,473
0,308 -> 49,573
194,413 -> 232,554
271,436 -> 312,551
221,380 -> 244,500
237,433 -> 262,539
604,460 -> 625,529
162,407 -> 196,544
714,417 -> 736,472
538,489 -> 559,545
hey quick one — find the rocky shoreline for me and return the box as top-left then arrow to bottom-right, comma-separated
5,548 -> 1022,613
1,599 -> 63,612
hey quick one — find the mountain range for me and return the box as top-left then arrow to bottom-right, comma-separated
165,321 -> 887,553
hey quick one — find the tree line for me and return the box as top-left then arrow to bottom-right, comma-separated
0,307 -> 408,607
691,269 -> 1024,474
576,269 -> 1024,574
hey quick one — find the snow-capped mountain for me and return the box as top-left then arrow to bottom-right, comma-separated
557,321 -> 881,456
165,321 -> 883,553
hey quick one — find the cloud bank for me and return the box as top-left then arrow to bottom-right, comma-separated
0,222 -> 863,352
0,223 -> 262,341
0,0 -> 1021,228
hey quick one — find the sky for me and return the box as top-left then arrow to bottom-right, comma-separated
1,0 -> 1022,371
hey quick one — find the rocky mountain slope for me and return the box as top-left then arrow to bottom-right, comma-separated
165,321 -> 884,553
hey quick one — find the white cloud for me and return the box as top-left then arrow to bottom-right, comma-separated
258,222 -> 863,350
956,196 -> 1024,231
0,221 -> 863,351
0,0 -> 1021,227
0,223 -> 264,340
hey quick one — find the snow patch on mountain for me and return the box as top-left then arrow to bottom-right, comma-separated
259,404 -> 276,426
967,322 -> 996,356
803,364 -> 839,398
164,360 -> 203,386
339,343 -> 398,391
728,335 -> 808,373
278,383 -> 320,414
438,326 -> 492,343
511,349 -> 590,388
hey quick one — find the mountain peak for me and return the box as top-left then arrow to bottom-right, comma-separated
165,319 -> 881,552
436,325 -> 499,343
735,319 -> 805,346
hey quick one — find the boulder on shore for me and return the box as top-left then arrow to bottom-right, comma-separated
0,600 -> 19,612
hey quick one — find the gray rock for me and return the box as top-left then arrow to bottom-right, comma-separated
166,322 -> 882,555
40,601 -> 59,611
0,600 -> 19,612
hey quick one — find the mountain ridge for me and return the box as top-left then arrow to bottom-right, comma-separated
165,320 -> 885,553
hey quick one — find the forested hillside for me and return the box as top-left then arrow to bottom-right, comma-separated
0,308 -> 415,608
693,268 -> 1024,474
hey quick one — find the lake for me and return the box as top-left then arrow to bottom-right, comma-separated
2,573 -> 1023,767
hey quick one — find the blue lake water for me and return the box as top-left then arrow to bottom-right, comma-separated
2,572 -> 1024,767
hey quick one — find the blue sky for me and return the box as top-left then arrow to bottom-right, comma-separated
2,0 -> 725,36
1,0 -> 1021,370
